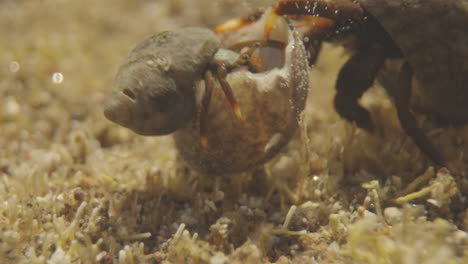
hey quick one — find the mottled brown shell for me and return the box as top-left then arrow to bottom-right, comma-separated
173,26 -> 309,174
104,28 -> 220,136
360,0 -> 468,123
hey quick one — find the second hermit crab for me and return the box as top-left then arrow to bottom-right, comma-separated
216,0 -> 468,171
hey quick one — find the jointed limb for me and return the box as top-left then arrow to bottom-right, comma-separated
391,62 -> 446,167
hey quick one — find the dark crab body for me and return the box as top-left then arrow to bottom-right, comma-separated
360,0 -> 468,123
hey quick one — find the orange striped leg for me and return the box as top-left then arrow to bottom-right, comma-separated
212,61 -> 244,123
200,71 -> 215,150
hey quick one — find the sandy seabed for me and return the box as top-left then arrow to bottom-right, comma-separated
1,0 -> 467,263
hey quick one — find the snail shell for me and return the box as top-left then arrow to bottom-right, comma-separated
104,28 -> 220,136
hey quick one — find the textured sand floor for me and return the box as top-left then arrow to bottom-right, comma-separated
0,0 -> 467,263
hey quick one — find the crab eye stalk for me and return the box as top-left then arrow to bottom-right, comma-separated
236,54 -> 251,66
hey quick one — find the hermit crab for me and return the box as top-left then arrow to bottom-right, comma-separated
105,0 -> 466,174
104,13 -> 309,174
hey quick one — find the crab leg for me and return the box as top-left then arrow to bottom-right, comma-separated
214,10 -> 264,34
334,42 -> 388,132
212,61 -> 244,123
270,0 -> 364,22
200,71 -> 215,150
391,62 -> 447,167
215,0 -> 364,38
264,0 -> 365,38
287,16 -> 335,38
